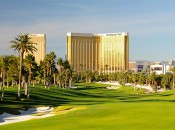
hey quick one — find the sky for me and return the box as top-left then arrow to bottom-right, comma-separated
1,0 -> 175,61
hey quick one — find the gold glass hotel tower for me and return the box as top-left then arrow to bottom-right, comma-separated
67,32 -> 129,73
25,34 -> 46,64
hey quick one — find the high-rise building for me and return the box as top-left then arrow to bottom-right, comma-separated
25,34 -> 46,64
67,32 -> 129,73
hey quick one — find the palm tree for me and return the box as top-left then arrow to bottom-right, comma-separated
56,73 -> 62,87
83,70 -> 93,83
132,73 -> 138,91
138,71 -> 146,91
63,60 -> 70,70
149,72 -> 158,92
67,67 -> 73,88
79,64 -> 83,81
53,67 -> 58,87
24,54 -> 37,97
161,73 -> 172,91
40,59 -> 47,85
57,58 -> 63,86
46,52 -> 56,75
63,60 -> 72,88
7,55 -> 19,87
118,71 -> 127,86
10,34 -> 37,100
57,58 -> 63,74
0,56 -> 10,100
170,66 -> 175,90
25,54 -> 36,84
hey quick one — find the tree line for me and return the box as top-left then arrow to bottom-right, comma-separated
0,34 -> 175,100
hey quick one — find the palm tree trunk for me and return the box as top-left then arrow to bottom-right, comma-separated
6,72 -> 9,88
2,71 -> 5,87
12,80 -> 14,88
1,71 -> 5,100
173,75 -> 174,90
27,84 -> 30,98
53,73 -> 56,87
33,81 -> 35,86
1,85 -> 4,100
18,51 -> 24,100
7,81 -> 9,88
44,70 -> 46,85
164,85 -> 166,91
58,80 -> 61,87
134,82 -> 136,91
69,78 -> 72,88
25,82 -> 27,96
28,65 -> 31,84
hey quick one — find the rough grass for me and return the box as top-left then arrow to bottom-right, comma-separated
1,83 -> 175,130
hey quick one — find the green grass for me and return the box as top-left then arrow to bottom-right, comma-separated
1,83 -> 175,130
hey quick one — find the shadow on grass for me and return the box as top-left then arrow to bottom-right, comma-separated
1,85 -> 175,115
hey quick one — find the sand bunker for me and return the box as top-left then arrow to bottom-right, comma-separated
106,86 -> 120,89
0,106 -> 86,126
0,107 -> 54,125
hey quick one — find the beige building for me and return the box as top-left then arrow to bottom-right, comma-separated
25,34 -> 46,64
67,32 -> 129,73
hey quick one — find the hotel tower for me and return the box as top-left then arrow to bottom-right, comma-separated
25,34 -> 46,64
67,32 -> 129,73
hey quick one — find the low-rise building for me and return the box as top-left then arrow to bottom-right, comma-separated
129,60 -> 150,73
150,62 -> 172,74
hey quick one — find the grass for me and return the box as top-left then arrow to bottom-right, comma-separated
1,83 -> 175,130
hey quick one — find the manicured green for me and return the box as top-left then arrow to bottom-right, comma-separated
1,83 -> 175,130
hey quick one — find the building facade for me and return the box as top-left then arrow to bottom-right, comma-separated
150,62 -> 172,75
150,63 -> 166,75
25,34 -> 46,64
67,32 -> 129,73
129,60 -> 151,73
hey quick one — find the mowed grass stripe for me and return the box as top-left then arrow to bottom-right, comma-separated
1,83 -> 175,130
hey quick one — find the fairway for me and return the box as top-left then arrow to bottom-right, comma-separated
1,83 -> 175,130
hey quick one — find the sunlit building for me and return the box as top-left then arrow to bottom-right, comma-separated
129,60 -> 151,73
66,32 -> 129,73
25,34 -> 46,64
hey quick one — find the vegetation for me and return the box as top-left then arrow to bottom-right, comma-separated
10,34 -> 37,100
1,51 -> 175,100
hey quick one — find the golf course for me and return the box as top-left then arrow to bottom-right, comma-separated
1,83 -> 175,130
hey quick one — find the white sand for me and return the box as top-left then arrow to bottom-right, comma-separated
135,84 -> 154,92
0,107 -> 54,125
106,86 -> 120,89
97,81 -> 120,86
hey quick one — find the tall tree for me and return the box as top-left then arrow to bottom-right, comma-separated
57,58 -> 63,74
10,34 -> 37,100
169,66 -> 175,90
63,60 -> 72,88
7,55 -> 19,87
161,73 -> 172,91
0,56 -> 10,100
24,54 -> 36,84
118,71 -> 127,86
83,70 -> 93,83
46,52 -> 56,75
24,54 -> 37,97
40,59 -> 47,85
132,73 -> 138,91
79,64 -> 83,81
57,58 -> 63,86
138,71 -> 146,91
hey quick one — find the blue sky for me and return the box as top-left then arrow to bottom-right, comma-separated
1,0 -> 175,61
